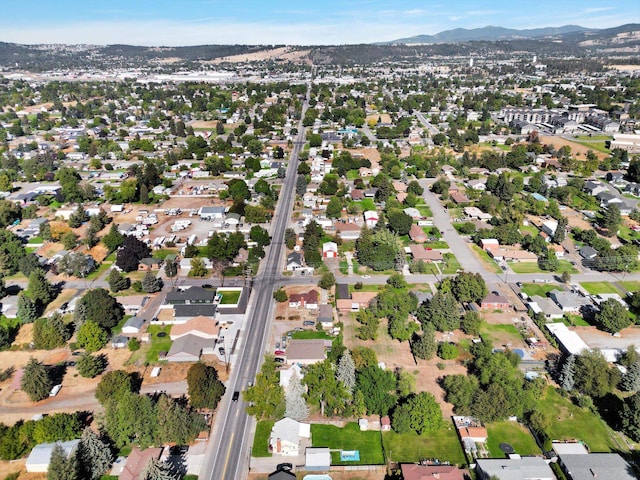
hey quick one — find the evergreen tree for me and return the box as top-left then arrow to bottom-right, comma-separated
141,272 -> 163,293
163,260 -> 177,284
27,268 -> 55,307
410,325 -> 437,360
622,361 -> 640,392
68,204 -> 88,228
21,357 -> 52,402
142,458 -> 178,480
77,428 -> 113,480
139,183 -> 149,204
336,351 -> 356,394
285,372 -> 309,421
102,224 -> 124,252
107,268 -> 130,293
33,313 -> 70,349
47,444 -> 78,480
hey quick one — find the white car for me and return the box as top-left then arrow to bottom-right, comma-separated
361,275 -> 371,279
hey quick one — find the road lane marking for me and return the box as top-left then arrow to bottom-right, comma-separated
221,432 -> 234,479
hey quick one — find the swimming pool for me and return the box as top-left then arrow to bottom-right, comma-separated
303,475 -> 333,480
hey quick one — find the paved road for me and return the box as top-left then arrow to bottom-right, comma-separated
416,111 -> 441,136
200,83 -> 311,480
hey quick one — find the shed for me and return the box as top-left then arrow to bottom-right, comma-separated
305,447 -> 331,471
111,335 -> 129,349
26,440 -> 80,473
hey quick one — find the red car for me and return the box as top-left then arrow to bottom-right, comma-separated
274,350 -> 285,356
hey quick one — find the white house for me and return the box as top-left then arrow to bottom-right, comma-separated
269,418 -> 311,456
26,440 -> 80,473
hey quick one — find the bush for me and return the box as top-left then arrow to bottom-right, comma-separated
131,281 -> 143,293
437,342 -> 459,360
354,282 -> 363,290
77,353 -> 107,378
273,289 -> 288,302
128,338 -> 141,351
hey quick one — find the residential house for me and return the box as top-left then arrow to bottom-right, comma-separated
286,252 -> 304,272
549,244 -> 565,257
488,247 -> 538,263
351,291 -> 378,309
400,464 -> 470,480
475,457 -> 554,480
269,417 -> 311,456
119,447 -> 163,480
450,192 -> 471,204
464,207 -> 492,221
138,257 -> 162,271
286,339 -> 328,365
480,292 -> 511,310
596,191 -> 622,207
318,304 -> 334,328
381,416 -> 391,432
579,246 -> 598,260
584,181 -> 608,196
121,316 -> 145,335
165,334 -> 212,362
350,189 -> 364,201
334,221 -> 361,241
403,207 -> 422,220
115,295 -> 149,315
480,239 -> 499,251
165,286 -> 216,305
546,323 -> 590,356
289,290 -> 319,309
408,244 -> 444,263
528,296 -> 564,320
269,470 -> 296,480
174,304 -> 217,322
549,290 -> 590,314
409,224 -> 427,243
558,452 -> 635,480
322,242 -> 338,258
336,298 -> 358,313
26,440 -> 80,473
335,283 -> 350,300
170,316 -> 217,341
541,220 -> 558,236
467,179 -> 486,191
111,335 -> 129,349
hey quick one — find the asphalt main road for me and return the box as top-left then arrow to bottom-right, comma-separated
200,84 -> 311,480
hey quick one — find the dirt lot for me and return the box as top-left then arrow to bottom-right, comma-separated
207,46 -> 310,65
539,135 -> 609,160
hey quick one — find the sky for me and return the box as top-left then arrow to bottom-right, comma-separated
0,0 -> 638,46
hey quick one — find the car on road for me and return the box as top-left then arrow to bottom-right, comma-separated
202,284 -> 213,289
232,391 -> 240,402
274,357 -> 285,364
218,347 -> 225,355
274,350 -> 285,355
303,320 -> 315,326
361,275 -> 371,279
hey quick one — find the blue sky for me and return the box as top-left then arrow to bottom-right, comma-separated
0,0 -> 638,45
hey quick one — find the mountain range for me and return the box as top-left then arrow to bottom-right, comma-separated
387,24 -> 594,44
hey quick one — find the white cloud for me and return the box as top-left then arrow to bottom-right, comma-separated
583,6 -> 616,13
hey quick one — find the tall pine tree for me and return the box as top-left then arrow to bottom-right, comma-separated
77,428 -> 113,480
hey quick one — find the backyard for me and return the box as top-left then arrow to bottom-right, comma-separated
311,422 -> 385,465
580,282 -> 623,295
381,425 -> 466,466
486,421 -> 541,457
128,325 -> 173,364
520,283 -> 561,298
219,289 -> 241,304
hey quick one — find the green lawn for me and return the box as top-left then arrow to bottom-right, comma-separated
486,421 -> 541,457
349,284 -> 384,293
252,420 -> 273,457
508,262 -> 544,274
144,325 -> 173,363
424,241 -> 449,249
575,135 -> 612,141
580,282 -> 622,295
291,330 -> 333,340
339,260 -> 349,275
620,281 -> 640,292
441,253 -> 462,274
382,426 -> 466,465
85,261 -> 112,280
568,138 -> 611,154
519,225 -> 540,236
27,236 -> 44,244
360,199 -> 376,211
563,314 -> 591,327
471,245 -> 502,274
152,248 -> 177,260
219,290 -> 241,304
346,170 -> 360,180
312,422 -> 385,465
416,205 -> 433,217
538,387 -> 622,452
556,260 -> 579,274
521,283 -> 561,297
481,323 -> 522,343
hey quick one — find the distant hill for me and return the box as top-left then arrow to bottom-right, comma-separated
387,25 -> 591,44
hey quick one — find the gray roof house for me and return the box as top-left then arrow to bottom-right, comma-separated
286,252 -> 303,271
166,286 -> 215,305
174,304 -> 217,322
549,290 -> 591,313
528,295 -> 564,320
579,246 -> 598,260
559,453 -> 636,480
165,334 -> 211,362
475,456 -> 554,480
121,316 -> 145,335
318,304 -> 333,328
199,206 -> 225,220
111,335 -> 129,349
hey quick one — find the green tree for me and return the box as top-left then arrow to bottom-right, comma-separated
189,257 -> 208,277
105,392 -> 156,448
107,268 -> 130,293
621,392 -> 640,441
598,205 -> 621,237
17,292 -> 39,323
318,272 -> 336,290
77,428 -> 113,480
27,268 -> 55,308
594,298 -> 630,333
61,230 -> 78,250
284,228 -> 297,249
74,288 -> 123,331
244,356 -> 285,419
574,350 -> 614,398
326,197 -> 343,219
304,359 -> 348,416
155,394 -> 205,445
187,363 -> 226,410
76,321 -> 108,353
387,210 -> 413,235
47,443 -> 78,480
95,370 -> 137,406
442,374 -> 479,414
21,357 -> 52,402
336,351 -> 356,395
356,366 -> 397,416
77,353 -> 107,378
406,392 -> 443,435
410,325 -> 437,360
438,342 -> 459,360
273,289 -> 288,302
447,272 -> 488,304
141,458 -> 178,480
141,272 -> 163,293
32,313 -> 70,349
68,204 -> 88,228
416,292 -> 460,331
102,224 -> 124,252
461,311 -> 483,336
249,225 -> 271,247
163,260 -> 177,283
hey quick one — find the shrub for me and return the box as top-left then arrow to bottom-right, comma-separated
437,342 -> 459,360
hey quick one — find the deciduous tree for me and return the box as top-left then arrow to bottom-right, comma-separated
187,363 -> 225,410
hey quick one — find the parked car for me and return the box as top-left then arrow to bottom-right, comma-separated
49,384 -> 62,397
277,463 -> 293,472
218,347 -> 225,355
303,320 -> 315,326
361,275 -> 371,279
274,357 -> 285,364
294,327 -> 304,332
274,350 -> 285,355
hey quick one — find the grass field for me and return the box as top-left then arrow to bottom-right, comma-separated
144,325 -> 172,363
521,283 -> 561,297
580,282 -> 622,295
471,245 -> 502,273
219,290 -> 241,304
312,423 -> 385,465
86,261 -> 112,280
291,330 -> 333,340
252,421 -> 273,457
481,323 -> 522,343
508,260 -> 577,274
416,205 -> 433,217
519,225 -> 540,236
538,388 -> 622,452
568,138 -> 611,154
486,421 -> 541,457
442,253 -> 462,274
382,426 -> 466,465
620,281 -> 640,292
424,241 -> 449,249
